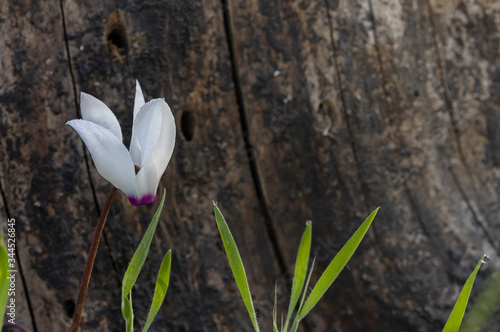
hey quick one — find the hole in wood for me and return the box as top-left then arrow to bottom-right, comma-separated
104,10 -> 128,61
181,110 -> 196,141
314,99 -> 343,136
318,99 -> 335,118
63,299 -> 75,318
107,28 -> 126,49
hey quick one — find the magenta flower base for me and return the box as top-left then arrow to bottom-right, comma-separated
129,194 -> 157,205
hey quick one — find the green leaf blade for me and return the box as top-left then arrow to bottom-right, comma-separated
121,190 -> 166,324
122,190 -> 166,300
460,265 -> 500,332
284,221 -> 312,331
273,282 -> 279,332
291,258 -> 316,332
213,203 -> 260,332
442,255 -> 485,332
298,208 -> 379,319
122,292 -> 134,332
142,250 -> 172,332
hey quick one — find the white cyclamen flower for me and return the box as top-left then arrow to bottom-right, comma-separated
67,81 -> 176,205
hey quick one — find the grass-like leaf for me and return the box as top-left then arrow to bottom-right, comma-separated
213,203 -> 260,332
442,255 -> 486,332
298,208 -> 379,320
122,292 -> 134,332
142,250 -> 172,332
273,282 -> 279,332
0,235 -> 9,327
122,190 -> 166,298
290,258 -> 316,332
460,264 -> 500,332
284,221 -> 312,331
122,190 -> 166,327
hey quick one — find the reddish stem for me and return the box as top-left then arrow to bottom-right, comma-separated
70,186 -> 117,332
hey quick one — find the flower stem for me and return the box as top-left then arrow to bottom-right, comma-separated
71,186 -> 117,332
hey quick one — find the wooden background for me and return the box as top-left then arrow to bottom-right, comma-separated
1,0 -> 499,331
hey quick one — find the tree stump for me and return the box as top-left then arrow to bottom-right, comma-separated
1,0 -> 499,331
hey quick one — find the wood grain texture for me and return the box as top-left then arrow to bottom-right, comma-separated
62,0 -> 282,331
228,0 -> 500,330
0,0 -> 95,330
2,0 -> 281,330
1,0 -> 499,331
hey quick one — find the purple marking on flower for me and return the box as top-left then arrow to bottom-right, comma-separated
128,194 -> 157,205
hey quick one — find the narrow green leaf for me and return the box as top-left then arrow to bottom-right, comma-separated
298,208 -> 379,319
122,189 -> 166,327
213,203 -> 260,332
142,250 -> 172,332
442,255 -> 485,332
291,258 -> 316,332
122,292 -> 134,332
284,221 -> 312,331
460,264 -> 500,332
273,282 -> 279,332
0,235 -> 10,327
122,190 -> 166,301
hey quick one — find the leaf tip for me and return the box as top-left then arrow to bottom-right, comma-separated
481,254 -> 490,265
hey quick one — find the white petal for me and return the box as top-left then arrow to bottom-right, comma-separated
134,99 -> 176,200
67,119 -> 136,198
129,80 -> 147,165
134,80 -> 146,120
148,99 -> 176,181
129,99 -> 164,167
133,158 -> 159,205
80,92 -> 123,142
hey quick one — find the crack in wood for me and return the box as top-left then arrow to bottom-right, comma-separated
0,175 -> 10,219
324,0 -> 370,214
424,0 -> 500,256
448,165 -> 500,254
424,0 -> 474,181
324,0 -> 391,265
58,0 -> 124,309
362,1 -> 456,287
220,0 -> 288,276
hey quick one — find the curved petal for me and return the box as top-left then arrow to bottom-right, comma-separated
147,99 -> 176,182
129,80 -> 147,165
132,159 -> 159,205
80,92 -> 123,142
132,99 -> 176,203
134,80 -> 146,120
129,99 -> 164,167
66,119 -> 136,198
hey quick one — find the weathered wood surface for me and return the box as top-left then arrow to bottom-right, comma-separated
1,0 -> 499,331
